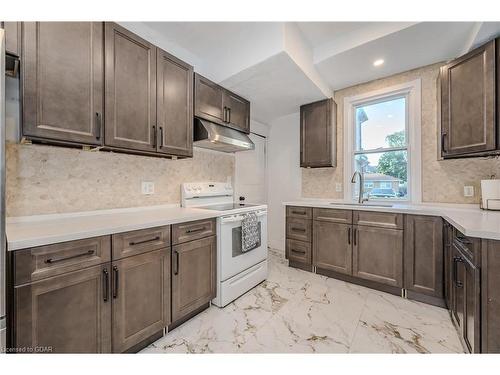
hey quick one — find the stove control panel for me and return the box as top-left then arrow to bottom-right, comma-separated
181,182 -> 233,201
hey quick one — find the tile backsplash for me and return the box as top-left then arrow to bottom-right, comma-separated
302,62 -> 500,204
6,143 -> 234,217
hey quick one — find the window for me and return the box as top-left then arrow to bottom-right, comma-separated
344,80 -> 421,203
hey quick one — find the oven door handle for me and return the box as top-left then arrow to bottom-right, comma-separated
221,211 -> 267,223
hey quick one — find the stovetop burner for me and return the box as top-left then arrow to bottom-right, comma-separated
197,203 -> 259,211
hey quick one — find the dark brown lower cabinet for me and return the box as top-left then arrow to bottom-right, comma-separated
112,248 -> 170,353
404,215 -> 444,305
481,240 -> 500,353
14,264 -> 111,353
444,221 -> 454,309
171,236 -> 216,323
313,221 -> 352,275
286,239 -> 311,265
352,225 -> 403,288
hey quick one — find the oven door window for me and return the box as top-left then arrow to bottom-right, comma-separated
232,222 -> 262,257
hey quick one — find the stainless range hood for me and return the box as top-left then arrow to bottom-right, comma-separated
194,118 -> 255,153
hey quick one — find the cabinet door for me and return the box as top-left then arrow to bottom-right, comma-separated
481,240 -> 500,353
156,48 -> 193,157
112,248 -> 170,353
2,21 -> 21,56
352,225 -> 403,287
444,222 -> 453,309
464,257 -> 480,353
172,236 -> 216,323
22,22 -> 104,145
404,215 -> 444,299
313,221 -> 352,275
105,22 -> 157,152
440,39 -> 496,157
194,73 -> 224,124
14,264 -> 111,353
451,244 -> 466,332
300,98 -> 336,168
223,90 -> 250,133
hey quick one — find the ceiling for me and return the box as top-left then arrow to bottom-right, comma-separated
120,21 -> 500,125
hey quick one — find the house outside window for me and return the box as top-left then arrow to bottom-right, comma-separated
343,80 -> 421,203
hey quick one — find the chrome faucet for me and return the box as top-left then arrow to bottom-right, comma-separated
351,171 -> 368,204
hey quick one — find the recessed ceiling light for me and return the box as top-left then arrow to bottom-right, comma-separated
373,59 -> 384,67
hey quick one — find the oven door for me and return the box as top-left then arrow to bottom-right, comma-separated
219,210 -> 268,281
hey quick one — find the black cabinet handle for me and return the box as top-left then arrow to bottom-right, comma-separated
95,112 -> 102,140
129,236 -> 160,246
173,251 -> 179,275
291,248 -> 306,255
45,249 -> 94,264
353,228 -> 357,246
453,256 -> 464,288
159,126 -> 164,148
441,133 -> 447,154
223,107 -> 227,122
112,266 -> 119,299
291,211 -> 306,216
291,227 -> 306,232
152,125 -> 157,148
348,227 -> 351,245
103,268 -> 109,302
228,108 -> 231,123
186,227 -> 205,234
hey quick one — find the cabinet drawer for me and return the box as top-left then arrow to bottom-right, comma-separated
353,211 -> 403,229
14,236 -> 111,286
286,239 -> 311,265
286,218 -> 312,242
313,208 -> 352,224
112,226 -> 170,260
453,228 -> 481,265
286,206 -> 312,219
172,218 -> 216,245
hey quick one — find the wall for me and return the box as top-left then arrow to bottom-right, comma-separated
302,62 -> 500,204
6,143 -> 234,217
267,112 -> 302,251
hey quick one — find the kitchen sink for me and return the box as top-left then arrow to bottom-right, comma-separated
329,202 -> 394,208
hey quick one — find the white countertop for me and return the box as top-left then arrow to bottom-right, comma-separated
6,203 -> 267,251
284,199 -> 500,241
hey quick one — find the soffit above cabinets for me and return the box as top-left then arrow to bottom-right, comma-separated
121,21 -> 500,124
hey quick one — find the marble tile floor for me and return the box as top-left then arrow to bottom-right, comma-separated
142,249 -> 463,354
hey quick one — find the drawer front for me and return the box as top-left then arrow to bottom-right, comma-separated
286,239 -> 312,265
172,218 -> 216,245
313,208 -> 352,224
286,218 -> 312,242
286,206 -> 312,220
14,236 -> 111,286
112,226 -> 170,260
453,228 -> 480,265
353,211 -> 403,229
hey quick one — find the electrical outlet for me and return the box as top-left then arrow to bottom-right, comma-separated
335,183 -> 342,192
141,181 -> 155,195
464,186 -> 474,197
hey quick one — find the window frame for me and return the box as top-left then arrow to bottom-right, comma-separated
343,79 -> 422,203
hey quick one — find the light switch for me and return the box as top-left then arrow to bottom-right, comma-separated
335,183 -> 342,192
141,181 -> 155,195
464,186 -> 474,197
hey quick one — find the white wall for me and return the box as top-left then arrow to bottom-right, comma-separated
266,112 -> 302,252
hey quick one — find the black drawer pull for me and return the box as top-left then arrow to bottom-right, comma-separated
129,236 -> 160,246
186,227 -> 205,234
103,268 -> 109,302
291,211 -> 306,215
173,250 -> 179,275
45,249 -> 94,264
291,248 -> 306,254
112,266 -> 119,299
291,227 -> 306,232
453,256 -> 464,288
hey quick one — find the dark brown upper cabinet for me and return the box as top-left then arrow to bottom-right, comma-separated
156,48 -> 194,157
194,73 -> 251,134
1,21 -> 21,56
300,98 -> 336,168
104,22 -> 157,153
440,38 -> 499,158
22,22 -> 104,146
404,215 -> 444,306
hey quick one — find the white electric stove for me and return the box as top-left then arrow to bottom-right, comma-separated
181,182 -> 268,307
